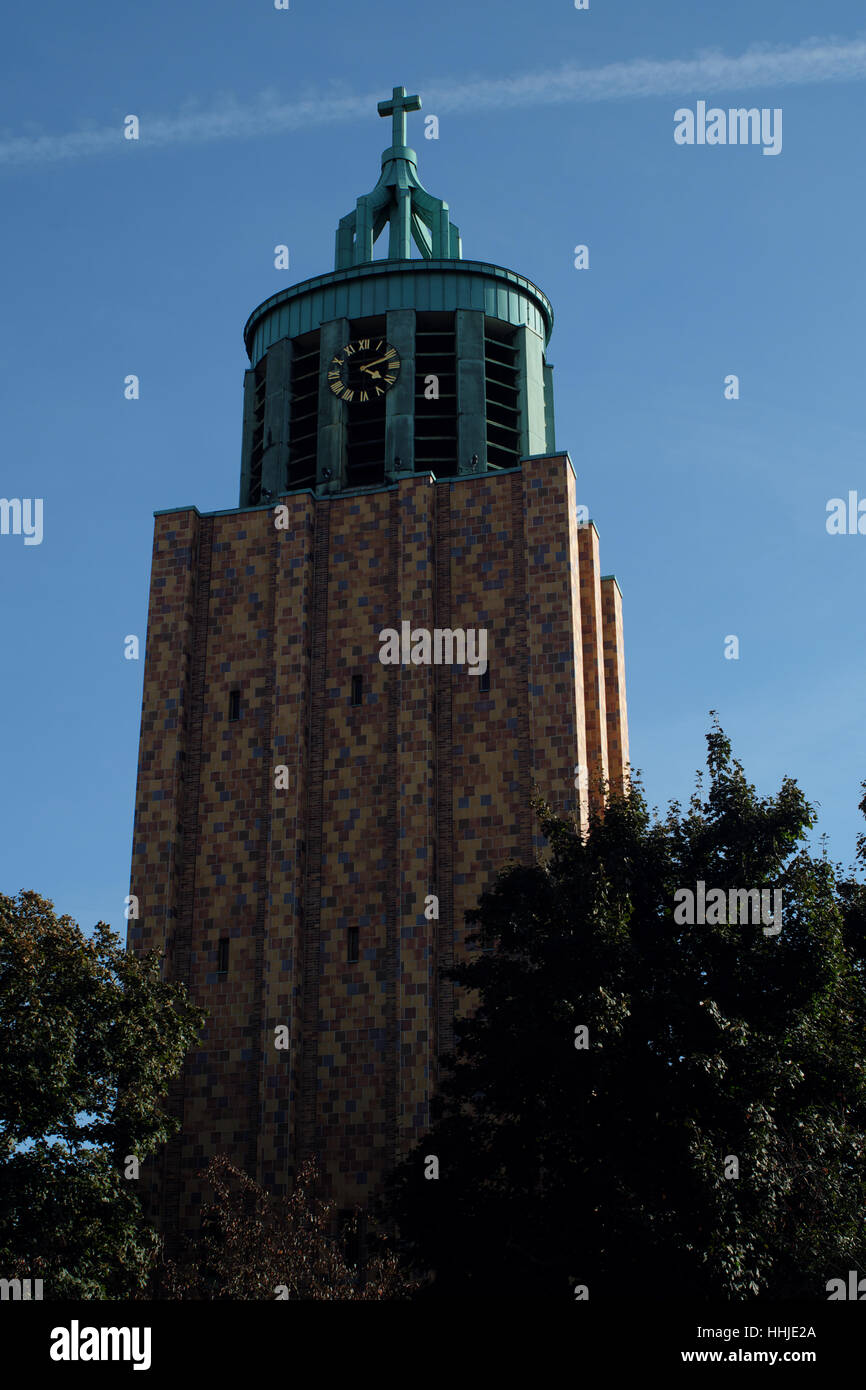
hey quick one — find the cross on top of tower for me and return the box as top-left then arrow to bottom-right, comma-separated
377,85 -> 422,148
334,84 -> 461,267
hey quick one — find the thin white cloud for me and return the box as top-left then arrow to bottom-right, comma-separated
2,36 -> 865,168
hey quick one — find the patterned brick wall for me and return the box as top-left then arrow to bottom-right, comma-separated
129,451 -> 629,1228
577,522 -> 610,816
601,576 -> 630,795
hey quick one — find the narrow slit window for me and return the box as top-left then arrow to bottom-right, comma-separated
228,689 -> 240,722
347,927 -> 359,963
351,674 -> 363,706
217,937 -> 230,975
480,668 -> 490,693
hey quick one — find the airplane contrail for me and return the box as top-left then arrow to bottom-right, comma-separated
1,37 -> 864,167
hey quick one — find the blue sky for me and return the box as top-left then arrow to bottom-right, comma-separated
2,0 -> 865,940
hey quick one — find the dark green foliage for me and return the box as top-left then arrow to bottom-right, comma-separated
0,891 -> 206,1298
154,1154 -> 419,1300
386,721 -> 866,1299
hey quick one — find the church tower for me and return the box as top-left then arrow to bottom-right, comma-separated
129,87 -> 629,1233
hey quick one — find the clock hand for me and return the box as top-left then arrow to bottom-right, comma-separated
359,354 -> 394,369
360,367 -> 383,379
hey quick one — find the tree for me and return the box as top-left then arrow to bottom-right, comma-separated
836,781 -> 866,973
0,890 -> 206,1298
155,1153 -> 419,1300
385,721 -> 866,1299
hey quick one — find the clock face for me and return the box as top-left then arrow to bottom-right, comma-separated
327,338 -> 401,403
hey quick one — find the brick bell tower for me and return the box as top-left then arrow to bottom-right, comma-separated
129,86 -> 629,1234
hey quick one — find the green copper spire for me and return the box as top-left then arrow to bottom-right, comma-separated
335,85 -> 461,268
